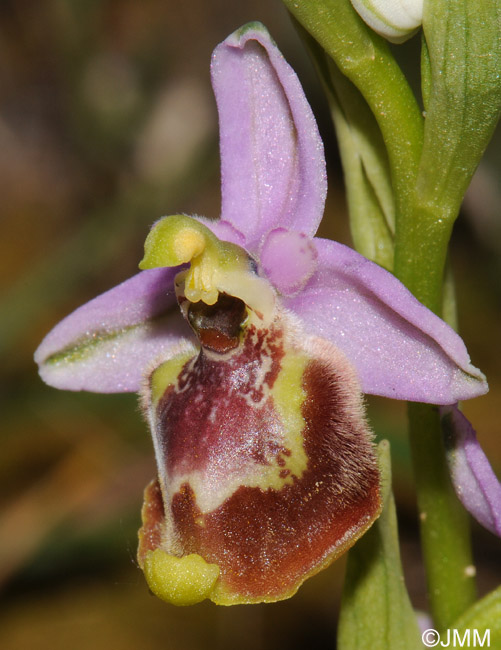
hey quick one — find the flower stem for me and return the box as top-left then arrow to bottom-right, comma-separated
393,170 -> 477,633
282,0 -> 424,235
393,206 -> 451,313
406,403 -> 476,630
285,0 -> 482,629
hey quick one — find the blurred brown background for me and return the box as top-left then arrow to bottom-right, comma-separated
0,2 -> 500,649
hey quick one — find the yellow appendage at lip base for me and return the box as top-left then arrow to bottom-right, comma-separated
143,549 -> 220,606
139,215 -> 275,315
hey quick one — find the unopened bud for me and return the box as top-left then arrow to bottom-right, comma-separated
350,0 -> 423,43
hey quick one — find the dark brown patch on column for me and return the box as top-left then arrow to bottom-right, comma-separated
187,293 -> 247,353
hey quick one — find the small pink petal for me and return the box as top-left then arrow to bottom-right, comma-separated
260,228 -> 318,296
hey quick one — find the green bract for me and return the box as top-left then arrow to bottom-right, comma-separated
337,442 -> 423,650
417,0 -> 501,229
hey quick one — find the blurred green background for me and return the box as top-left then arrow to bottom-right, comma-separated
0,2 -> 500,649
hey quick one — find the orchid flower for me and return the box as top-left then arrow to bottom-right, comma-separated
35,23 -> 488,606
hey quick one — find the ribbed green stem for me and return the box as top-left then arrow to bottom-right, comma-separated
284,0 -> 489,631
406,404 -> 476,630
393,206 -> 451,313
392,161 -> 477,635
282,0 -> 424,234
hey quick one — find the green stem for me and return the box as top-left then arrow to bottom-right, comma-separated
294,21 -> 395,269
283,0 -> 424,230
285,0 -> 481,630
407,404 -> 476,630
391,123 -> 477,632
391,122 -> 476,632
392,130 -> 477,634
393,207 -> 452,312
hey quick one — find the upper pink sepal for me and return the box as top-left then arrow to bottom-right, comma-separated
211,22 -> 327,251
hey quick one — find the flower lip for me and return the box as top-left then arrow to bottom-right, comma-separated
140,301 -> 382,604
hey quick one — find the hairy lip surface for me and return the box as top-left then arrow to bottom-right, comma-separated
140,312 -> 381,603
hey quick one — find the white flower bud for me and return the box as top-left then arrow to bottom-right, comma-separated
350,0 -> 423,43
